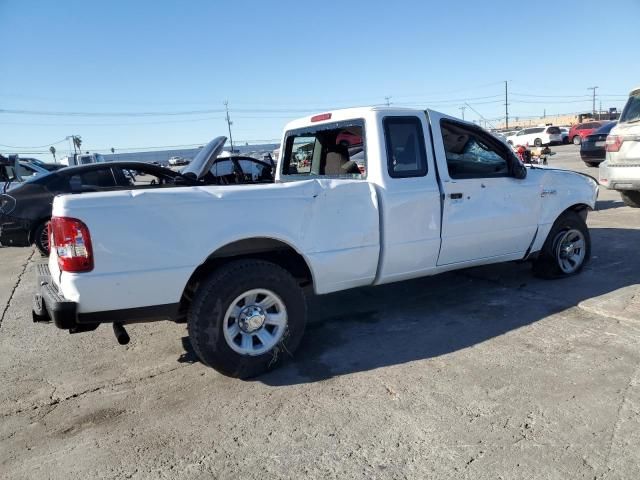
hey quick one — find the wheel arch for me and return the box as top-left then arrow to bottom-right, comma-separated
565,203 -> 591,221
178,237 -> 315,319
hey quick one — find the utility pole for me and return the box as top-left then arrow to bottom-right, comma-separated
459,106 -> 466,120
224,100 -> 234,153
599,100 -> 602,121
588,86 -> 598,119
384,96 -> 391,106
504,80 -> 509,130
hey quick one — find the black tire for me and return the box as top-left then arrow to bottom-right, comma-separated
584,161 -> 599,168
620,191 -> 640,208
532,211 -> 591,279
534,138 -> 542,147
187,259 -> 307,378
33,220 -> 50,256
572,136 -> 581,145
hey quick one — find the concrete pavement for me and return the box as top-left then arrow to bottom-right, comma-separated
1,144 -> 639,479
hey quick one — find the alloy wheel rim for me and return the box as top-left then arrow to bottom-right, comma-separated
222,289 -> 287,356
554,229 -> 586,274
40,222 -> 50,254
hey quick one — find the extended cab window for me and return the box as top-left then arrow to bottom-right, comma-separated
281,121 -> 365,177
440,120 -> 511,179
384,116 -> 428,178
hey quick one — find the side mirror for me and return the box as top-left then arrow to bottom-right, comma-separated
513,161 -> 527,179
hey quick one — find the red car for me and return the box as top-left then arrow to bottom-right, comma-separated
336,131 -> 363,147
568,121 -> 607,145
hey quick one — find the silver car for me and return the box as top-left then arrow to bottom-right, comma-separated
599,86 -> 640,207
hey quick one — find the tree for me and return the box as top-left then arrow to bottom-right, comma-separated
73,135 -> 82,153
110,147 -> 115,154
49,146 -> 57,163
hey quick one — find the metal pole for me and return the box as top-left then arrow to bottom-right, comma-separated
504,81 -> 509,130
588,86 -> 598,119
224,101 -> 234,153
384,96 -> 391,106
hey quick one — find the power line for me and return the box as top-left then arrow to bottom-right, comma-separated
0,138 -> 69,149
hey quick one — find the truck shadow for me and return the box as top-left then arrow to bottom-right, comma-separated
181,228 -> 640,384
260,227 -> 640,385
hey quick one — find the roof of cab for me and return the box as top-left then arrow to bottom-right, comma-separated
283,106 -> 428,132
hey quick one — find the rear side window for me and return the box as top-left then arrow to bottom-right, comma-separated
281,120 -> 365,177
620,93 -> 640,124
68,168 -> 117,191
384,116 -> 428,178
530,127 -> 545,134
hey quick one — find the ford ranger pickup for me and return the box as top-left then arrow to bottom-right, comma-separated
33,107 -> 599,378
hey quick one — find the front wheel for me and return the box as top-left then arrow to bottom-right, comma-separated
584,161 -> 599,168
187,259 -> 307,378
534,138 -> 542,147
532,211 -> 590,279
620,191 -> 640,208
572,136 -> 581,145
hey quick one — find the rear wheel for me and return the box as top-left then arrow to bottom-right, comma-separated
620,191 -> 640,208
33,220 -> 50,256
187,259 -> 307,378
584,161 -> 599,167
534,138 -> 542,147
532,211 -> 590,279
572,135 -> 581,145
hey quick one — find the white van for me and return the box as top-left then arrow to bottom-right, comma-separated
60,153 -> 106,167
509,126 -> 563,147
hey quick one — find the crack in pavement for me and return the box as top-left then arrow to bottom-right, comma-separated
599,359 -> 640,478
0,250 -> 35,330
1,363 -> 192,419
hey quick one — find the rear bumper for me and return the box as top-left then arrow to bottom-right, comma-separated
0,214 -> 30,247
599,162 -> 640,191
580,149 -> 606,161
33,263 -> 181,332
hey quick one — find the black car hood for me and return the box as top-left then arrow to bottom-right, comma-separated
181,136 -> 227,181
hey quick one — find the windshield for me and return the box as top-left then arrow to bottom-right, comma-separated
594,122 -> 616,134
619,93 -> 640,123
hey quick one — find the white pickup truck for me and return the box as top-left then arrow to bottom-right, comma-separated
34,107 -> 598,378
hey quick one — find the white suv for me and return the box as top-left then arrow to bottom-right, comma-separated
509,126 -> 563,147
599,86 -> 640,207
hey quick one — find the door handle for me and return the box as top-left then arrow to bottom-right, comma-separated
449,193 -> 463,199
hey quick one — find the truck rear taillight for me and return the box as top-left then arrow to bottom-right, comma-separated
50,216 -> 94,272
606,135 -> 624,152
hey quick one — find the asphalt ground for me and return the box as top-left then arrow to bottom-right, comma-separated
1,144 -> 639,479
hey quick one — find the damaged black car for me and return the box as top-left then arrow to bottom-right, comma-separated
0,137 -> 275,255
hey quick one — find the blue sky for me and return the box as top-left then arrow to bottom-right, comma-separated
1,0 -> 638,158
